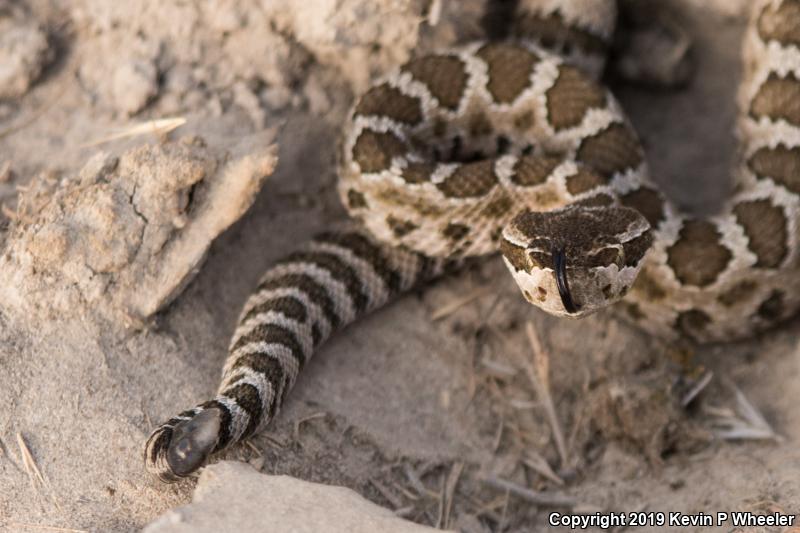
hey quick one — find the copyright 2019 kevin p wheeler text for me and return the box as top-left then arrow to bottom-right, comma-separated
549,511 -> 797,529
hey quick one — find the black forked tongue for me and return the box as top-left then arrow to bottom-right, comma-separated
166,408 -> 222,478
553,247 -> 578,314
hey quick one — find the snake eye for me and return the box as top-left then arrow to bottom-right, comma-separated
553,248 -> 578,314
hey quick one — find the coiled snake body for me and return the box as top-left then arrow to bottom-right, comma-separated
145,0 -> 800,481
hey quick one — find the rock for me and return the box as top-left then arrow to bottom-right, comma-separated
143,461 -> 447,533
0,14 -> 52,99
200,0 -> 247,34
221,26 -> 296,90
232,81 -> 266,127
263,0 -> 426,92
111,59 -> 160,115
0,131 -> 277,324
77,34 -> 161,115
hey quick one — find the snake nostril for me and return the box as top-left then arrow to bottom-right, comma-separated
553,247 -> 578,314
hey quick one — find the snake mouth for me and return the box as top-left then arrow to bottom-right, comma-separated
553,247 -> 578,314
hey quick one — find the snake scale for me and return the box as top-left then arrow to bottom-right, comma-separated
144,0 -> 800,481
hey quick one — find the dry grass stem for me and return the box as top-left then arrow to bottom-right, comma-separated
2,202 -> 18,221
707,383 -> 782,442
391,480 -> 420,501
261,433 -> 287,449
492,418 -> 504,452
482,475 -> 577,508
426,0 -> 443,25
81,117 -> 187,148
435,472 -> 446,528
393,505 -> 416,518
680,370 -> 713,407
524,322 -> 568,467
243,439 -> 262,456
437,462 -> 463,529
498,490 -> 510,530
142,409 -> 153,430
248,454 -> 265,472
403,463 -> 434,498
292,411 -> 326,441
0,161 -> 11,182
471,494 -> 509,517
523,450 -> 564,486
431,287 -> 492,320
479,357 -> 517,379
17,432 -> 45,487
16,432 -> 63,511
508,397 -> 538,410
369,478 -> 403,509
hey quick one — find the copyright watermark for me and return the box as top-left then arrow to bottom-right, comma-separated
548,511 -> 797,529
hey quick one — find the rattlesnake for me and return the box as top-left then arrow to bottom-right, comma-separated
144,0 -> 800,482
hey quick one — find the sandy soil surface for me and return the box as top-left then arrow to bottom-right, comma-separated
0,0 -> 798,532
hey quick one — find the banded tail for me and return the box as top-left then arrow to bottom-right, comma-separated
144,225 -> 451,481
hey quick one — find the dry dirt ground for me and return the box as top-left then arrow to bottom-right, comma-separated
0,0 -> 799,532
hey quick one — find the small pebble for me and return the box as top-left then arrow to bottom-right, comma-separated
111,60 -> 159,116
0,18 -> 53,99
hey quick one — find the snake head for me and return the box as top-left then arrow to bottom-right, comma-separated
500,205 -> 652,317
